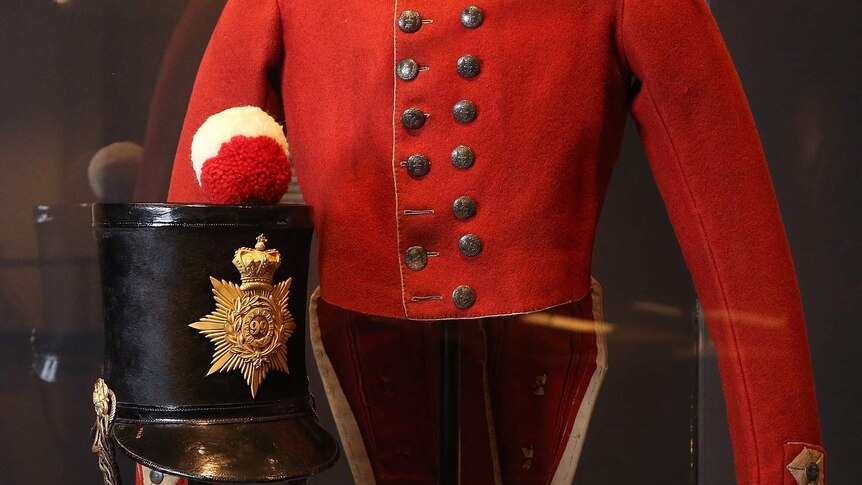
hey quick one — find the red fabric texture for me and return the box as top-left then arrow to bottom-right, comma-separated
316,295 -> 598,484
199,135 -> 290,204
620,1 -> 824,482
166,0 -> 824,482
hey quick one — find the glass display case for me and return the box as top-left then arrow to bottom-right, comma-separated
0,1 -> 857,484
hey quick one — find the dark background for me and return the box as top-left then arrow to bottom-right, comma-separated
0,0 -> 858,483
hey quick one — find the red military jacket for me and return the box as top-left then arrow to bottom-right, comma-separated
168,1 -> 825,483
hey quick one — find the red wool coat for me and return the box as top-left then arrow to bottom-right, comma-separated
168,0 -> 825,483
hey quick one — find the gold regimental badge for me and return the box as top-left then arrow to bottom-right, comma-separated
190,235 -> 296,397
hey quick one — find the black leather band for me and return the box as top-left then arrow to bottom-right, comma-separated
114,397 -> 314,424
93,203 -> 313,228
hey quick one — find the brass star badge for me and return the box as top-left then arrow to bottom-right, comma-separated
190,235 -> 296,397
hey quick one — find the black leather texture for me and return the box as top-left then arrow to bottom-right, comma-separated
92,203 -> 338,483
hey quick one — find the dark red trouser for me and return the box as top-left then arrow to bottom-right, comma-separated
314,281 -> 604,484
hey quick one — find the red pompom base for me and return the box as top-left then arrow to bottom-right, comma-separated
199,135 -> 291,204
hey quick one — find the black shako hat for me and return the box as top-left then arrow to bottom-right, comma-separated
89,203 -> 338,484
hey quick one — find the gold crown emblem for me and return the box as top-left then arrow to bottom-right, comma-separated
191,234 -> 296,397
233,235 -> 281,290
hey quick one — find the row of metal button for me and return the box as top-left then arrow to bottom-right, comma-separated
400,99 -> 477,129
398,6 -> 484,34
404,232 -> 481,270
403,145 -> 475,178
398,6 -> 486,310
396,54 -> 481,82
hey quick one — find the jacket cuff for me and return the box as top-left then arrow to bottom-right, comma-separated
784,442 -> 826,485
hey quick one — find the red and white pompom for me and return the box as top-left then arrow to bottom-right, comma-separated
191,106 -> 291,204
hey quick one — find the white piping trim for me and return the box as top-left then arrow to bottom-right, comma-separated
308,288 -> 376,484
550,277 -> 609,484
390,0 -> 409,317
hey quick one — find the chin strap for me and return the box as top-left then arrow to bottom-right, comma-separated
92,378 -> 122,485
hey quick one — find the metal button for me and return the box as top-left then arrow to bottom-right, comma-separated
397,58 -> 420,81
405,154 -> 430,177
451,145 -> 475,169
405,246 -> 428,271
452,285 -> 476,309
399,10 -> 423,33
533,374 -> 548,396
806,463 -> 820,482
452,196 -> 477,220
149,470 -> 165,484
460,6 -> 485,29
521,446 -> 535,470
452,100 -> 477,123
457,54 -> 481,78
459,234 -> 482,257
401,108 -> 428,130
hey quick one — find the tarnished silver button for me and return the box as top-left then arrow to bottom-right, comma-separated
401,108 -> 428,130
452,196 -> 477,220
460,6 -> 485,29
405,246 -> 428,271
452,285 -> 476,309
451,145 -> 475,169
399,10 -> 423,33
459,234 -> 482,257
149,469 -> 165,484
397,58 -> 420,81
405,154 -> 430,177
457,54 -> 481,78
452,100 -> 477,123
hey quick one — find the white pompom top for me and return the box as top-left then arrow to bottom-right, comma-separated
190,106 -> 288,183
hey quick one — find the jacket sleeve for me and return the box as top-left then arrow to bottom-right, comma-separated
619,1 -> 825,483
167,0 -> 284,203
